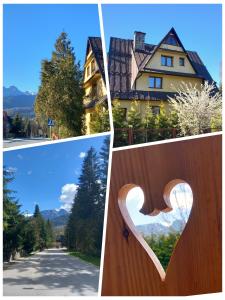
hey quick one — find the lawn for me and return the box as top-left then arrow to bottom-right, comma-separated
69,251 -> 100,267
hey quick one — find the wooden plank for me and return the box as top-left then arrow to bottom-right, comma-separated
102,135 -> 222,296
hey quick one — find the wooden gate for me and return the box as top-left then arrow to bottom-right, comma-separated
102,135 -> 222,296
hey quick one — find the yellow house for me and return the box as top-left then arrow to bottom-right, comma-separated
108,27 -> 214,119
83,37 -> 107,134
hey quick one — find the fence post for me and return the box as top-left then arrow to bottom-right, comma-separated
128,127 -> 133,145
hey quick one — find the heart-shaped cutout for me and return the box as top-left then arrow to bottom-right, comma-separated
118,180 -> 193,280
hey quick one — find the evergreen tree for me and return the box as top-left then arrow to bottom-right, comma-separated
89,106 -> 110,134
10,114 -> 24,138
24,118 -> 32,137
33,204 -> 47,250
155,103 -> 172,139
142,104 -> 158,142
46,219 -> 54,248
112,100 -> 128,128
35,31 -> 85,138
3,167 -> 24,261
21,218 -> 37,255
127,101 -> 143,129
66,147 -> 102,256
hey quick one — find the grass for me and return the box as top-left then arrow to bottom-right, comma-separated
69,251 -> 100,267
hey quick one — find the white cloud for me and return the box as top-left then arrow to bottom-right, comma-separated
59,183 -> 78,211
27,170 -> 32,175
6,166 -> 17,173
79,152 -> 86,158
17,154 -> 23,160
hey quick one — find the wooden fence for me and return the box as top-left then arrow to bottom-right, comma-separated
102,135 -> 222,296
114,127 -> 221,147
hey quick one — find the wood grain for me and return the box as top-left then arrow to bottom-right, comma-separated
102,135 -> 222,296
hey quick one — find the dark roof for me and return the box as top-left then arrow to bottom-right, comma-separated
108,28 -> 214,101
86,37 -> 105,83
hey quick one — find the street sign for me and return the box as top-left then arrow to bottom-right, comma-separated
48,118 -> 55,127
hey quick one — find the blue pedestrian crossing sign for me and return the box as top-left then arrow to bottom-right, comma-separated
48,118 -> 55,127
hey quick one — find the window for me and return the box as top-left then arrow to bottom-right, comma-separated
179,57 -> 185,66
161,55 -> 173,67
164,34 -> 179,46
91,60 -> 95,72
152,106 -> 160,115
149,77 -> 162,89
120,108 -> 127,119
86,66 -> 90,77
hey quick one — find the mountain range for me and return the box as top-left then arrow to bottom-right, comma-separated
41,208 -> 69,228
3,86 -> 36,117
136,219 -> 184,237
39,208 -> 185,234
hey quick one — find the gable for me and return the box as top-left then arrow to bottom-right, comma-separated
160,31 -> 184,52
145,48 -> 196,74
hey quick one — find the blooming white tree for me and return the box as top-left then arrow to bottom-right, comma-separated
168,82 -> 222,135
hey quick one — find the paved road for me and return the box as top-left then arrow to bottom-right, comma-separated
3,138 -> 50,148
3,248 -> 99,296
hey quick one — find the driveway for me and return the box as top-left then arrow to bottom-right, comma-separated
3,248 -> 99,296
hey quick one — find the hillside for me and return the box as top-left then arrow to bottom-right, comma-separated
41,209 -> 69,227
3,86 -> 36,117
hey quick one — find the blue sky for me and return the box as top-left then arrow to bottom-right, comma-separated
102,4 -> 222,84
3,135 -> 109,214
126,185 -> 193,226
3,4 -> 100,93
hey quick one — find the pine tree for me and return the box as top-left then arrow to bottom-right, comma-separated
3,167 -> 24,261
155,103 -> 172,139
66,147 -> 102,256
46,219 -> 54,248
112,100 -> 128,128
35,32 -> 85,138
10,114 -> 24,138
33,204 -> 47,251
127,101 -> 143,129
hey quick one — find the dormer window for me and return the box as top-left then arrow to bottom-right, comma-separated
149,77 -> 162,89
163,34 -> 179,46
161,55 -> 173,67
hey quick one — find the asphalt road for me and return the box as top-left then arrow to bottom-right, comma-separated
3,248 -> 99,296
3,138 -> 50,148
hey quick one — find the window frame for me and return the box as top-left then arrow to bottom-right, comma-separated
164,34 -> 179,46
91,59 -> 95,73
161,55 -> 173,67
149,76 -> 163,89
86,65 -> 90,77
151,106 -> 160,115
119,108 -> 127,119
179,57 -> 185,67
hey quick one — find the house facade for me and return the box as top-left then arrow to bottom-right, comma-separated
108,28 -> 214,119
83,37 -> 107,134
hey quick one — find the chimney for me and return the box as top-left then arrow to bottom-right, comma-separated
134,31 -> 146,51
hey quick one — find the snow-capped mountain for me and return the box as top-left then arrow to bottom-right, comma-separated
136,219 -> 185,237
41,209 -> 69,227
3,86 -> 36,97
3,86 -> 36,117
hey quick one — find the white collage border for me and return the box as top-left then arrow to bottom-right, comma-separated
0,1 -> 224,299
